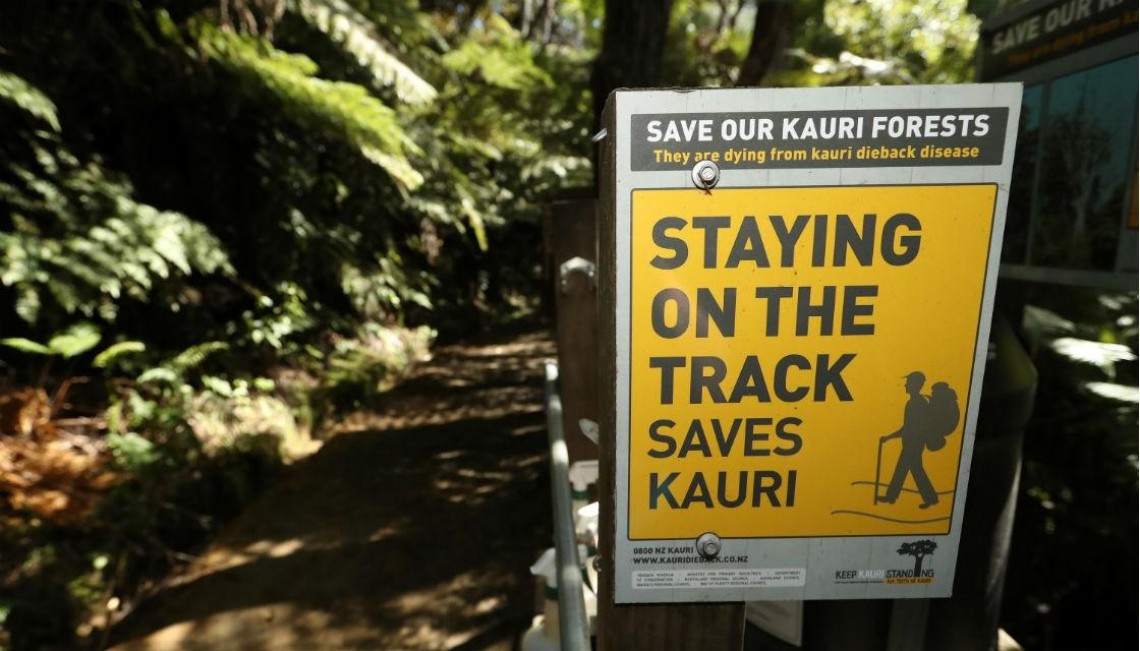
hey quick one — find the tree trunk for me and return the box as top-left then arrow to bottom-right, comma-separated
521,0 -> 536,36
737,0 -> 795,87
914,555 -> 925,576
590,0 -> 675,129
539,0 -> 557,44
522,0 -> 557,43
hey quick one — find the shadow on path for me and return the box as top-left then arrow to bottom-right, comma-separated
108,329 -> 556,650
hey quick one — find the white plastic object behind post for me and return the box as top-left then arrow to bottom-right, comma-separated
568,460 -> 598,519
522,548 -> 560,650
576,501 -> 600,621
578,542 -> 598,636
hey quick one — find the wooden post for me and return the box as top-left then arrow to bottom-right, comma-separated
594,96 -> 744,651
548,199 -> 600,464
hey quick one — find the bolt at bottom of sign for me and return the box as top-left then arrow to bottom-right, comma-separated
696,532 -> 722,559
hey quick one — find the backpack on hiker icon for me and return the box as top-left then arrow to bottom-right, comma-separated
925,382 -> 960,451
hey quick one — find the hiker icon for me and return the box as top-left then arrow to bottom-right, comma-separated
874,371 -> 960,509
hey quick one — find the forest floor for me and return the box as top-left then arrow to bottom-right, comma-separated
105,325 -> 556,651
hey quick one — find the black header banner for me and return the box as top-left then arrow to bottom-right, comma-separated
629,108 -> 1009,171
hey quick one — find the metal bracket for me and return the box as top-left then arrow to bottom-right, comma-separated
559,256 -> 596,293
579,418 -> 600,445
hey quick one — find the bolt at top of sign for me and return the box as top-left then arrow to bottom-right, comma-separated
691,160 -> 720,190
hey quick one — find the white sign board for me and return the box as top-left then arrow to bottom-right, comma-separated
604,84 -> 1022,603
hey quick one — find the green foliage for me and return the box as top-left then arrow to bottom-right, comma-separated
441,16 -> 553,90
0,70 -> 60,131
1003,288 -> 1139,648
106,432 -> 160,472
233,283 -> 318,351
1,70 -> 234,326
105,341 -> 231,468
661,0 -> 750,87
0,338 -> 54,356
45,323 -> 103,359
813,0 -> 979,85
1,1 -> 590,347
290,0 -> 439,104
315,322 -> 435,412
2,3 -> 583,648
92,341 -> 148,369
166,341 -> 230,375
1,322 -> 101,359
341,256 -> 433,317
661,1 -> 980,88
196,22 -> 424,192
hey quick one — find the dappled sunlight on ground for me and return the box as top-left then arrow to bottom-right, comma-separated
107,326 -> 556,650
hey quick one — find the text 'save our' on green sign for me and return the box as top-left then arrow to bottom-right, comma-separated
600,84 -> 1022,604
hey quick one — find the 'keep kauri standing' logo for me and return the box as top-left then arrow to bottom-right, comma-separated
890,539 -> 937,584
834,539 -> 938,585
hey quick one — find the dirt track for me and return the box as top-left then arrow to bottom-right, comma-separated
108,328 -> 555,650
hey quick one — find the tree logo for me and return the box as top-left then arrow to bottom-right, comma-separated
896,539 -> 938,576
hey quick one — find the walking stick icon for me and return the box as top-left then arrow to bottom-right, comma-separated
874,437 -> 884,505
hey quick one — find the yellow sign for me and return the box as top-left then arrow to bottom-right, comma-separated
628,184 -> 997,540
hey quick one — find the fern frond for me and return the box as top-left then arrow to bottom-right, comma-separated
168,341 -> 230,374
0,337 -> 54,355
457,192 -> 488,252
93,341 -> 147,368
440,34 -> 552,91
137,367 -> 180,385
1,104 -> 235,325
361,146 -> 424,191
198,24 -> 423,192
0,70 -> 61,131
47,322 -> 102,358
290,0 -> 437,105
